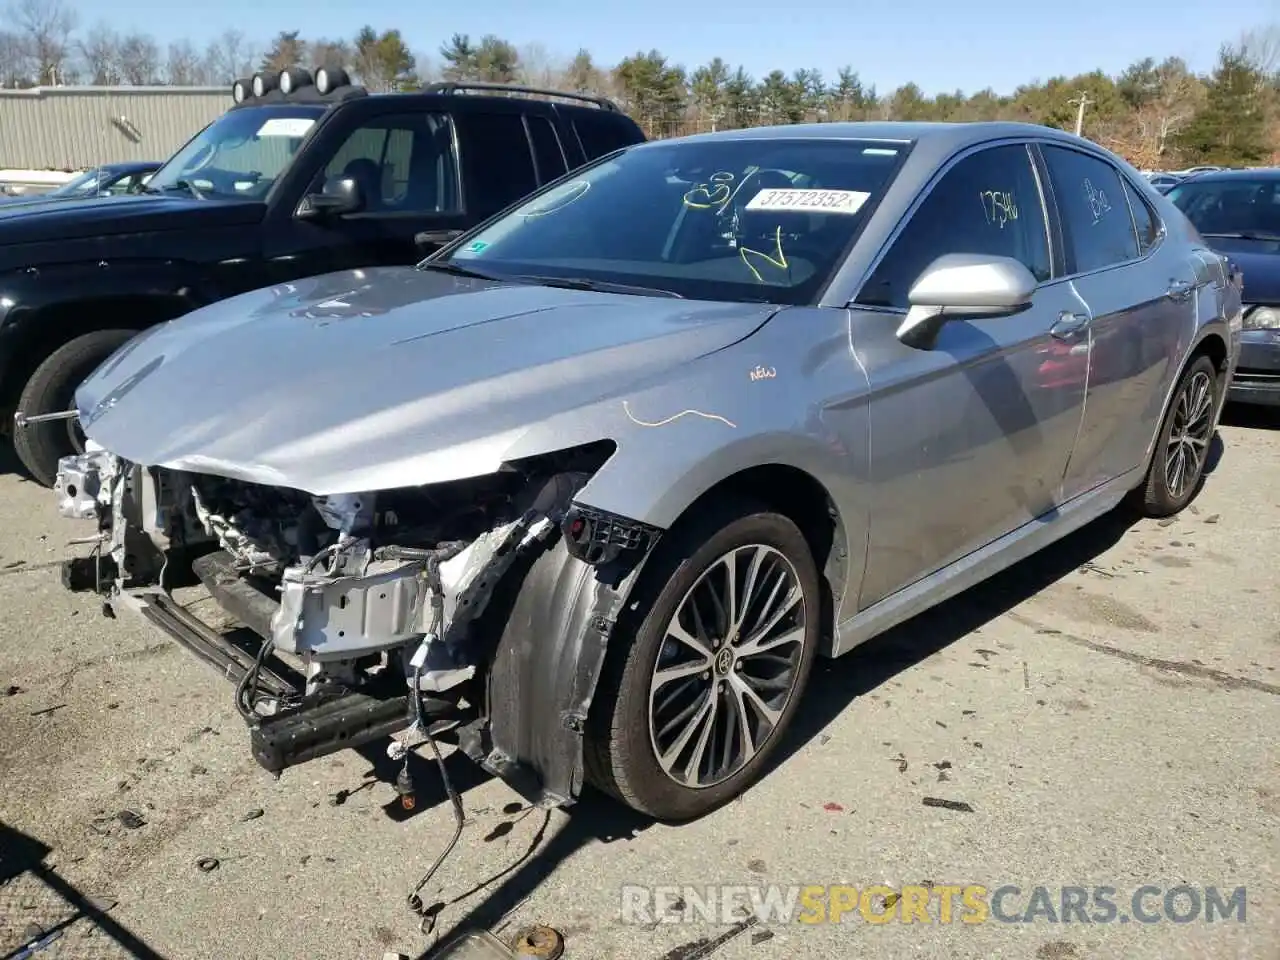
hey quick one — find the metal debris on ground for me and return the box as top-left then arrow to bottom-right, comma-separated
241,807 -> 265,821
511,924 -> 565,959
116,809 -> 145,829
195,856 -> 220,872
1204,513 -> 1220,523
922,797 -> 975,813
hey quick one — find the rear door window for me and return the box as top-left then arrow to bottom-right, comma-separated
455,111 -> 539,219
1041,145 -> 1139,273
526,115 -> 568,184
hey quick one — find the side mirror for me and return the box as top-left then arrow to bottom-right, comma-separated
896,253 -> 1037,348
297,175 -> 364,220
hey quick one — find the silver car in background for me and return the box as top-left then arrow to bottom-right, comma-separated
50,122 -> 1241,823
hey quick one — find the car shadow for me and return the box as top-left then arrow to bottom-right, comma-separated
408,502 -> 1144,958
0,442 -> 32,482
0,821 -> 169,959
1221,402 -> 1279,430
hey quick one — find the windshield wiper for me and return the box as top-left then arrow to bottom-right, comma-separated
515,275 -> 685,299
416,260 -> 505,281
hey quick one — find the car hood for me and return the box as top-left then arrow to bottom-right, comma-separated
0,192 -> 262,246
1199,240 -> 1280,305
77,266 -> 776,494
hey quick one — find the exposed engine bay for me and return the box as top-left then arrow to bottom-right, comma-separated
53,440 -> 658,805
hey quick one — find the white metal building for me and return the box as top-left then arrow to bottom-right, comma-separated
0,85 -> 229,171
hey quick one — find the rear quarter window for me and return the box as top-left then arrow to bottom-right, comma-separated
573,116 -> 641,161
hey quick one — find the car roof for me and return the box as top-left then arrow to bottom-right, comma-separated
638,120 -> 1114,165
1176,167 -> 1280,183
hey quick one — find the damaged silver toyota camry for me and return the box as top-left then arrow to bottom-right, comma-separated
48,122 -> 1240,823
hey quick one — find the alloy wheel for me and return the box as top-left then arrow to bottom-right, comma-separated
647,544 -> 807,789
1164,369 -> 1214,500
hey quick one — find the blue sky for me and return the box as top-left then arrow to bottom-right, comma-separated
92,0 -> 1278,96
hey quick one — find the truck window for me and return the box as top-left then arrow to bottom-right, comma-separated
323,112 -> 459,214
526,115 -> 568,184
455,112 -> 539,219
572,116 -> 637,161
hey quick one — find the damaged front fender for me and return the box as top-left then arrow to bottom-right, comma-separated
470,513 -> 658,806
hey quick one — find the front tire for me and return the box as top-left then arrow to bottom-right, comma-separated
12,329 -> 138,487
585,498 -> 820,821
1137,354 -> 1219,517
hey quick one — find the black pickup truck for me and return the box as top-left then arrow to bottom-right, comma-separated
0,69 -> 645,485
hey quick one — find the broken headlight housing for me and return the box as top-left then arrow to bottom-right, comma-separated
1243,305 -> 1280,330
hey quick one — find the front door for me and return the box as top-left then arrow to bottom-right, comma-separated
1038,144 -> 1194,496
264,110 -> 468,285
850,142 -> 1090,608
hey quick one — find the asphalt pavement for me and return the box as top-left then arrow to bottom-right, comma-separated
1,408 -> 1277,960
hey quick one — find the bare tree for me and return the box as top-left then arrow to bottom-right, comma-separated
311,38 -> 353,71
165,39 -> 206,85
117,31 -> 161,84
204,28 -> 255,84
79,23 -> 120,84
8,0 -> 78,84
1240,25 -> 1280,76
0,29 -> 32,86
518,42 -> 561,87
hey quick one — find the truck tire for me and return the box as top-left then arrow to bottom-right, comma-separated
13,329 -> 139,487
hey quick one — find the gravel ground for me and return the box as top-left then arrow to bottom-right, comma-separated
1,408 -> 1277,960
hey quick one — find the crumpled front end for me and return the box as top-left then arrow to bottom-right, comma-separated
52,440 -> 659,804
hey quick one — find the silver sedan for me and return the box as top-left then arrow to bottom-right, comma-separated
51,121 -> 1241,822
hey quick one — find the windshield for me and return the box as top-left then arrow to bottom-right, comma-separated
1167,178 -> 1280,238
147,105 -> 325,200
446,137 -> 909,304
49,169 -> 105,197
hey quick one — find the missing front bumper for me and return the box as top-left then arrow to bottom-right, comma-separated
110,585 -> 467,775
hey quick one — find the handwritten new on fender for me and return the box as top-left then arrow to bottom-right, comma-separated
750,365 -> 777,381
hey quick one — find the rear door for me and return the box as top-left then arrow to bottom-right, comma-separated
1038,144 -> 1193,497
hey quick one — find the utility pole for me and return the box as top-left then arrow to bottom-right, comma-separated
1067,92 -> 1094,137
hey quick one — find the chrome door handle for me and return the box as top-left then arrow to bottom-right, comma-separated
1049,311 -> 1090,340
1167,279 -> 1194,301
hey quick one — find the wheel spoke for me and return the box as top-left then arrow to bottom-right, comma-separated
738,588 -> 802,655
738,623 -> 804,658
730,671 -> 782,727
654,658 -> 710,687
668,619 -> 712,662
657,690 -> 713,776
727,677 -> 758,766
685,689 -> 720,784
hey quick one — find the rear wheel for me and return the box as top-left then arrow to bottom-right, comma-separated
1137,354 -> 1219,517
12,329 -> 138,487
585,499 -> 820,821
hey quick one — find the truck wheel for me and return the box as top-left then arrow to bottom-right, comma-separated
585,498 -> 820,821
13,329 -> 139,487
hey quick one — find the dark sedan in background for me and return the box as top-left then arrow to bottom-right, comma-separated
0,161 -> 160,204
1168,168 -> 1280,408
